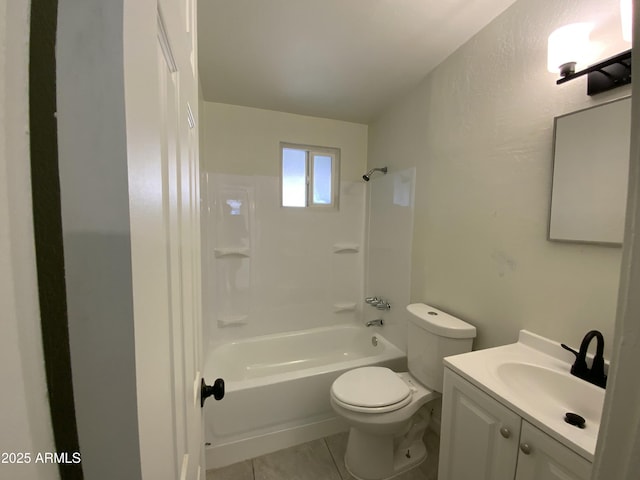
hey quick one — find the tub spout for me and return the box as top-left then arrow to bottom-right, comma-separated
366,319 -> 384,327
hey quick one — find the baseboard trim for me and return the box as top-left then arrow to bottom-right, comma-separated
206,416 -> 347,470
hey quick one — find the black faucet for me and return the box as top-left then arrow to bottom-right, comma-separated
561,330 -> 607,388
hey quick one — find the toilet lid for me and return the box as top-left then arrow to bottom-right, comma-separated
331,367 -> 411,409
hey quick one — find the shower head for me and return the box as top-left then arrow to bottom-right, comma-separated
362,167 -> 388,182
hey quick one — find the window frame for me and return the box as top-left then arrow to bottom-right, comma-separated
279,142 -> 340,209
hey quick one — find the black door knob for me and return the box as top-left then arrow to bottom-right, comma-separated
201,378 -> 224,408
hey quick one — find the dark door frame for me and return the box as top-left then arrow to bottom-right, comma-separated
29,1 -> 83,478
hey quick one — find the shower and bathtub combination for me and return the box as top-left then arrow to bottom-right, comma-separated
203,324 -> 404,467
202,165 -> 407,468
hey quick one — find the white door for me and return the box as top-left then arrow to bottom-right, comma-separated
515,421 -> 592,480
439,369 -> 521,480
124,0 -> 206,478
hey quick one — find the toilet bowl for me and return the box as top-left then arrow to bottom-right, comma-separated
330,304 -> 476,480
330,368 -> 439,480
330,368 -> 439,434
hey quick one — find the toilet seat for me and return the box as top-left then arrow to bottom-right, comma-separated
331,366 -> 412,413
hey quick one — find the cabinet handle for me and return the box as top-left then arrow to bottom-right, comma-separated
520,443 -> 532,455
500,427 -> 511,439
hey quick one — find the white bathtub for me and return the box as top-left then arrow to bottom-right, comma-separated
204,324 -> 406,468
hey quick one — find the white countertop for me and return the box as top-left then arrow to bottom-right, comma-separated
443,330 -> 605,461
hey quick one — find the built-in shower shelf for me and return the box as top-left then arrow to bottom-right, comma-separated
333,302 -> 357,313
217,315 -> 248,327
213,247 -> 250,258
332,243 -> 360,254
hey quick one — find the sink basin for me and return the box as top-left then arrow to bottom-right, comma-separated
444,331 -> 608,460
495,362 -> 605,428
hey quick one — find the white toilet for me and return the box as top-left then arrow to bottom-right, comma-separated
330,303 -> 476,480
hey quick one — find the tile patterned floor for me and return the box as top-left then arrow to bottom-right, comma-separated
207,430 -> 439,480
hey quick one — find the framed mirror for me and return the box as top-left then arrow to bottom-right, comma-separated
549,96 -> 631,245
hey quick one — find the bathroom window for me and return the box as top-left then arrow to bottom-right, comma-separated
280,143 -> 340,208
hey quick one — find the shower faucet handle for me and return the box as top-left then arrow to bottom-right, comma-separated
365,296 -> 380,305
376,301 -> 391,311
365,296 -> 391,310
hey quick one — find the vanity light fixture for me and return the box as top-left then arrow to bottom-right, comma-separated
550,0 -> 633,95
555,49 -> 632,95
547,23 -> 594,78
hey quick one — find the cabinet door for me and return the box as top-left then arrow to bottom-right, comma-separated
515,421 -> 592,480
439,369 -> 521,480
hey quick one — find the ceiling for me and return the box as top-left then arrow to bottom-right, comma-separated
198,0 -> 518,124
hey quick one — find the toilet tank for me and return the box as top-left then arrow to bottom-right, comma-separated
406,303 -> 476,392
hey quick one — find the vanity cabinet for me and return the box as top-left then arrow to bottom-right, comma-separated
439,368 -> 520,480
439,369 -> 592,480
515,421 -> 591,480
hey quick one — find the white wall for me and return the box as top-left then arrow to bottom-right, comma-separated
367,0 -> 630,355
203,102 -> 368,180
0,1 -> 58,479
202,102 -> 368,344
56,1 -> 141,478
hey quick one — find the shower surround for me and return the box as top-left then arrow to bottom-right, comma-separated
202,172 -> 367,346
200,170 -> 371,466
200,101 -> 370,346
